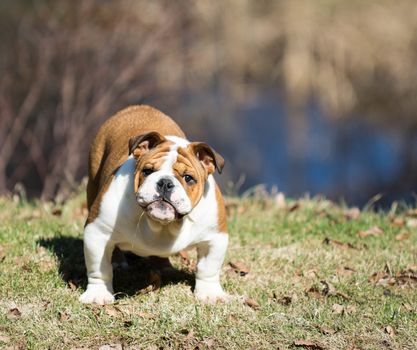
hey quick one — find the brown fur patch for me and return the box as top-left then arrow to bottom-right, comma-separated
172,146 -> 208,208
215,184 -> 228,233
86,105 -> 184,224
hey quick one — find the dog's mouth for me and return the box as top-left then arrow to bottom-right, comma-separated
143,199 -> 184,224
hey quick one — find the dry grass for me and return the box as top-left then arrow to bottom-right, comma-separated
0,192 -> 416,349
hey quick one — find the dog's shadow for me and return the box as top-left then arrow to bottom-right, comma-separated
37,236 -> 194,297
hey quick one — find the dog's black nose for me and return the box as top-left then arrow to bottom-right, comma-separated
156,178 -> 174,194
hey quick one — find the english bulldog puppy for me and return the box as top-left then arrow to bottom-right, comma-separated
79,105 -> 229,304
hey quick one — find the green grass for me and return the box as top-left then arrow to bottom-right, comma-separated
0,192 -> 416,349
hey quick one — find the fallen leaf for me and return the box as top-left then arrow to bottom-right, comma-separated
59,311 -> 70,322
323,237 -> 355,250
320,281 -> 350,300
288,203 -> 300,212
274,293 -> 292,306
8,308 -> 21,319
138,311 -> 154,319
306,287 -> 323,300
244,298 -> 260,310
343,207 -> 360,220
346,305 -> 357,314
317,326 -> 336,335
391,217 -> 405,226
384,325 -> 395,338
228,261 -> 250,276
293,339 -> 324,349
332,303 -> 344,314
52,208 -> 62,216
104,306 -> 123,318
395,231 -> 410,241
357,226 -> 383,238
336,266 -> 356,277
305,269 -> 318,279
405,209 -> 417,217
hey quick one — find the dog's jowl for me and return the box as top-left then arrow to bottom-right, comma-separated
80,105 -> 229,304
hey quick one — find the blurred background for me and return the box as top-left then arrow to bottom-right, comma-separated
1,0 -> 417,206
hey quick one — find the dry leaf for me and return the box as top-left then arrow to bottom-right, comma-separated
391,217 -> 405,226
306,287 -> 323,300
395,231 -> 410,241
52,208 -> 62,216
336,266 -> 356,277
228,261 -> 250,276
346,305 -> 357,314
332,303 -> 344,314
288,203 -> 300,212
293,339 -> 324,349
59,311 -> 70,322
323,237 -> 355,250
8,308 -> 21,319
138,311 -> 154,319
317,326 -> 336,335
244,298 -> 260,310
274,293 -> 292,306
357,226 -> 383,238
104,306 -> 123,318
306,269 -> 318,279
384,325 -> 395,338
343,207 -> 360,220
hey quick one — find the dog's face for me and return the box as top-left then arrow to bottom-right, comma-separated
129,132 -> 224,225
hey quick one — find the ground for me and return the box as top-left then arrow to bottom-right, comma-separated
0,190 -> 416,350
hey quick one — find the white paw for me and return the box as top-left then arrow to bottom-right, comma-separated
194,280 -> 230,303
79,284 -> 115,305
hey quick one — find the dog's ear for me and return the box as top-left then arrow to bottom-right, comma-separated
129,132 -> 165,159
189,142 -> 225,174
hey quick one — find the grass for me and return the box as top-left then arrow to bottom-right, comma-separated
0,191 -> 416,350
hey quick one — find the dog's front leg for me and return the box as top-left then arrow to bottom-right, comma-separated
195,233 -> 229,302
79,222 -> 115,305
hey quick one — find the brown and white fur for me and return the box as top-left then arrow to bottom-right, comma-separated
80,105 -> 229,304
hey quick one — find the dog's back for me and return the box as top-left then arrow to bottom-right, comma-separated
86,105 -> 184,211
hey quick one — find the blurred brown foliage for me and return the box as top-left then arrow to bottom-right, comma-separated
1,0 -> 417,200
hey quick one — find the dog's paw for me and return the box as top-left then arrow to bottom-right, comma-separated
79,284 -> 115,305
194,280 -> 230,304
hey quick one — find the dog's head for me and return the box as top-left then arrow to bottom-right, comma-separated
129,132 -> 224,225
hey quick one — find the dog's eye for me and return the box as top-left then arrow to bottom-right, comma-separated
183,174 -> 195,184
142,168 -> 154,176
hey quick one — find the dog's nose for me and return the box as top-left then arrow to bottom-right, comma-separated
156,178 -> 174,193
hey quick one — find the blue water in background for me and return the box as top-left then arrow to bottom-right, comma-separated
222,95 -> 406,206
